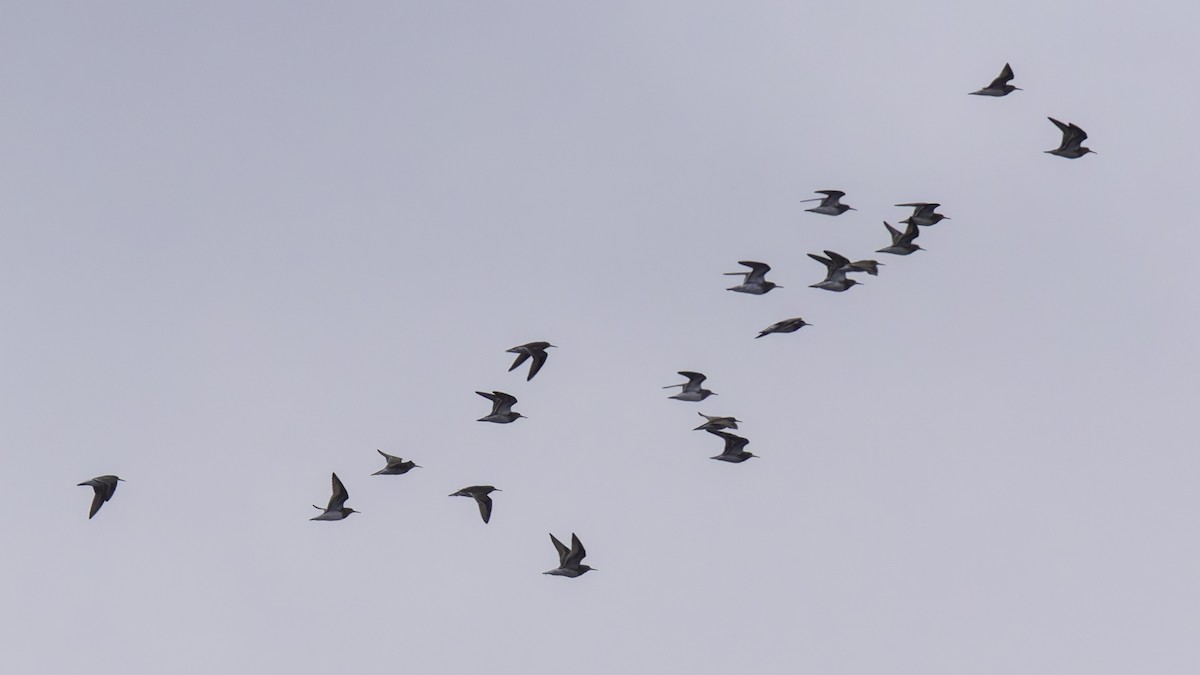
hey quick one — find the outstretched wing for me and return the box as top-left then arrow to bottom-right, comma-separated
566,533 -> 588,567
550,533 -> 570,567
475,494 -> 494,524
988,63 -> 1015,88
526,349 -> 549,381
677,372 -> 707,389
327,473 -> 349,511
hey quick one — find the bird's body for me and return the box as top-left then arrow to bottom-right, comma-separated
664,371 -> 716,401
802,190 -> 855,216
450,485 -> 500,524
544,533 -> 595,577
476,391 -> 525,423
809,270 -> 861,292
695,413 -> 742,431
756,317 -> 810,339
724,260 -> 781,295
709,430 -> 758,463
78,475 -> 123,519
507,341 -> 556,381
808,250 -> 882,277
1046,117 -> 1095,158
970,63 -> 1020,96
896,203 -> 950,227
372,449 -> 421,476
311,473 -> 358,521
877,221 -> 923,256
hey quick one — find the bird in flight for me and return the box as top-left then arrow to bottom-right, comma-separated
896,202 -> 950,227
970,63 -> 1020,96
78,475 -> 123,519
708,431 -> 758,463
507,341 -> 556,381
756,317 -> 811,339
450,485 -> 501,524
802,190 -> 855,216
311,473 -> 359,521
476,391 -> 526,423
876,221 -> 923,255
694,413 -> 742,431
1045,117 -> 1096,158
372,449 -> 421,476
664,371 -> 716,401
724,260 -> 781,295
544,532 -> 596,577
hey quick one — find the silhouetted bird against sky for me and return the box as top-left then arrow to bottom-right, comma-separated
724,260 -> 781,294
756,317 -> 811,338
507,341 -> 556,381
372,449 -> 420,476
664,371 -> 716,401
809,269 -> 861,292
476,391 -> 525,423
896,202 -> 950,227
544,533 -> 595,577
450,485 -> 500,524
78,475 -> 123,520
695,412 -> 741,431
708,431 -> 758,463
877,220 -> 923,256
802,190 -> 855,216
311,472 -> 358,521
970,63 -> 1020,96
809,250 -> 882,277
1046,117 -> 1096,158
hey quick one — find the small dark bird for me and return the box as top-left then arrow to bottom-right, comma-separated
450,485 -> 501,524
507,341 -> 556,381
708,430 -> 758,463
311,472 -> 359,521
809,269 -> 861,292
724,260 -> 781,295
1046,117 -> 1096,158
808,250 -> 882,277
664,371 -> 716,401
756,317 -> 811,338
544,533 -> 595,577
476,391 -> 525,423
372,449 -> 421,476
970,63 -> 1020,96
802,190 -> 855,216
78,475 -> 123,519
876,220 -> 923,256
896,202 -> 950,227
695,413 -> 742,431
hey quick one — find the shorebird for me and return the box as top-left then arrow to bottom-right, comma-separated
664,371 -> 716,401
695,412 -> 742,431
78,475 -> 123,519
450,485 -> 500,524
808,250 -> 882,277
372,449 -> 421,476
724,260 -> 781,295
476,391 -> 525,423
709,430 -> 758,463
756,317 -> 811,338
809,269 -> 861,292
1046,117 -> 1096,158
544,533 -> 595,577
970,63 -> 1020,96
507,341 -> 556,381
896,203 -> 950,227
802,190 -> 855,216
876,220 -> 923,256
311,472 -> 359,521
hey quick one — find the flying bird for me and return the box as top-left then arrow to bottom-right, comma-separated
896,202 -> 950,227
372,449 -> 421,476
708,431 -> 758,463
664,371 -> 716,401
876,221 -> 923,256
802,190 -> 855,216
809,268 -> 861,293
724,260 -> 781,294
78,475 -> 123,519
507,341 -> 556,381
695,413 -> 742,431
970,63 -> 1020,96
1045,117 -> 1096,158
450,485 -> 501,524
756,317 -> 811,338
544,533 -> 595,577
311,473 -> 359,521
476,391 -> 525,423
808,250 -> 882,277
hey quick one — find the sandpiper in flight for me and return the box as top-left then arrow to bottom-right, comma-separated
724,260 -> 781,295
78,475 -> 123,519
809,268 -> 861,293
802,190 -> 855,216
664,371 -> 716,401
896,203 -> 950,227
708,430 -> 758,463
756,317 -> 811,338
970,63 -> 1020,96
450,485 -> 501,524
1046,117 -> 1096,158
372,449 -> 421,476
876,221 -> 923,256
507,341 -> 556,381
476,391 -> 526,423
695,412 -> 742,431
544,533 -> 595,577
808,250 -> 882,276
311,472 -> 359,521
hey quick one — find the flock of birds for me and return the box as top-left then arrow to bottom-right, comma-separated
76,63 -> 1093,580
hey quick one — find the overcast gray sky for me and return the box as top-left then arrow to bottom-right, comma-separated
4,2 -> 1200,674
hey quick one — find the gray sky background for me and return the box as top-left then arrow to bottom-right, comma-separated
4,2 -> 1200,673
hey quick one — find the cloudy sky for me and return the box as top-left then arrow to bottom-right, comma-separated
4,2 -> 1200,673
